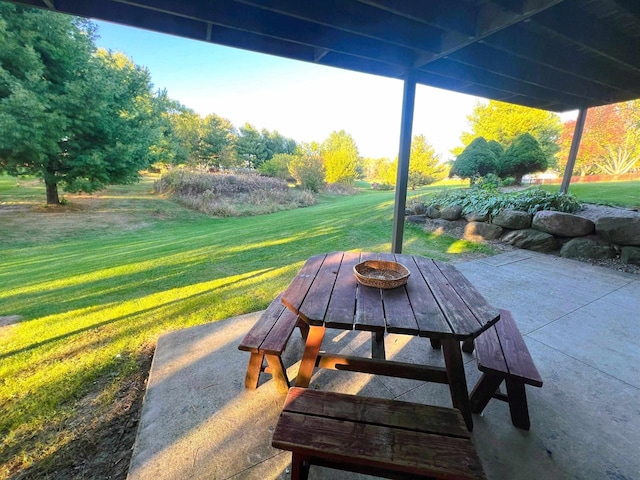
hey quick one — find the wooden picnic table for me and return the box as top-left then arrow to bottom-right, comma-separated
281,251 -> 501,431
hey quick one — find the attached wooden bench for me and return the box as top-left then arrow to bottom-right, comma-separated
467,309 -> 543,430
238,294 -> 308,393
272,387 -> 486,480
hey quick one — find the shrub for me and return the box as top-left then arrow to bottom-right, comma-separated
473,174 -> 500,191
154,170 -> 316,216
258,153 -> 295,180
500,176 -> 517,187
289,154 -> 325,193
425,187 -> 581,218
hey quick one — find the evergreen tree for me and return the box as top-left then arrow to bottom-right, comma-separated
450,137 -> 498,184
500,133 -> 547,184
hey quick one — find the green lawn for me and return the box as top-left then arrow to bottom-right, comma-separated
540,181 -> 640,208
0,175 -> 491,478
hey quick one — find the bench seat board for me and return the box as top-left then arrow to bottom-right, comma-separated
283,388 -> 469,438
475,310 -> 542,387
260,308 -> 300,355
238,293 -> 287,352
273,413 -> 486,480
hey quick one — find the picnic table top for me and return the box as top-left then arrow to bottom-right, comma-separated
281,251 -> 500,340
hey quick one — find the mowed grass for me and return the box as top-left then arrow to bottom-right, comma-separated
540,180 -> 640,208
0,175 -> 491,478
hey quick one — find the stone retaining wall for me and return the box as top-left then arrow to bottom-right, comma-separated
406,206 -> 640,265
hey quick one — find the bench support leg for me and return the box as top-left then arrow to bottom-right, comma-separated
244,352 -> 264,389
265,354 -> 290,394
295,325 -> 325,388
461,339 -> 475,353
291,453 -> 310,480
371,330 -> 386,360
430,338 -> 441,349
296,318 -> 309,340
506,377 -> 531,430
442,339 -> 473,431
469,372 -> 504,414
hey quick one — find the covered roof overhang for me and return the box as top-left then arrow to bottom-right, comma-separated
8,0 -> 640,113
7,0 -> 640,252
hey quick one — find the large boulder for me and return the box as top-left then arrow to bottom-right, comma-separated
595,217 -> 640,245
425,205 -> 441,219
532,211 -> 594,237
440,205 -> 463,221
493,209 -> 532,229
502,229 -> 558,252
412,203 -> 427,215
465,212 -> 489,222
560,236 -> 617,259
621,246 -> 640,265
464,222 -> 504,241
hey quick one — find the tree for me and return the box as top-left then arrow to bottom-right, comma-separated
455,100 -> 561,167
557,102 -> 640,175
408,134 -> 447,188
321,130 -> 359,184
0,5 -> 159,204
258,153 -> 295,180
450,137 -> 498,184
198,114 -> 237,169
288,150 -> 325,192
500,133 -> 548,184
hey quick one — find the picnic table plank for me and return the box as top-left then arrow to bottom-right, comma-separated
354,252 -> 385,332
378,253 -> 418,334
413,256 -> 480,338
297,251 -> 343,325
281,253 -> 326,314
325,251 -> 360,329
238,293 -> 286,351
493,311 -> 543,386
395,254 -> 451,338
436,261 -> 500,331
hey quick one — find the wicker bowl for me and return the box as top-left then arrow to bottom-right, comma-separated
353,260 -> 410,289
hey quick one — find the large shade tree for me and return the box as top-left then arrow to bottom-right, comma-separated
408,134 -> 447,188
557,102 -> 640,176
0,4 -> 160,204
321,130 -> 359,184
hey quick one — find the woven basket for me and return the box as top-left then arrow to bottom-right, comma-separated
353,260 -> 410,289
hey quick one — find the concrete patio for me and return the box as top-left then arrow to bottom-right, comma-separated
126,251 -> 640,480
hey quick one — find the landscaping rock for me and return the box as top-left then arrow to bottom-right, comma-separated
405,208 -> 413,216
464,222 -> 504,241
425,206 -> 441,219
412,203 -> 427,215
532,211 -> 595,237
502,229 -> 558,252
493,209 -> 532,229
620,246 -> 640,265
406,214 -> 426,224
465,212 -> 489,222
595,217 -> 640,245
560,236 -> 617,259
440,205 -> 463,220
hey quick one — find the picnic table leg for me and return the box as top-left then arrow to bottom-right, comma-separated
371,330 -> 385,359
291,452 -> 311,480
442,339 -> 473,431
295,324 -> 325,388
265,354 -> 290,394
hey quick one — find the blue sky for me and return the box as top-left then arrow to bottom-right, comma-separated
94,20 -> 483,161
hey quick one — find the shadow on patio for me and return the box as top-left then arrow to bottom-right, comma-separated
126,251 -> 639,480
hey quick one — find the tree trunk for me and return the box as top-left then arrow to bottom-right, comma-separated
45,180 -> 60,205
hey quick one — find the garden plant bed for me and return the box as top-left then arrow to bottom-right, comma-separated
420,203 -> 640,275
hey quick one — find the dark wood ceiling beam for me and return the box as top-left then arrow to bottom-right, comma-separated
611,0 -> 640,18
354,0 -> 478,37
414,0 -> 566,67
533,3 -> 640,72
421,58 -> 591,108
481,26 -> 640,96
108,0 -> 415,67
448,43 -> 620,104
234,0 -> 443,53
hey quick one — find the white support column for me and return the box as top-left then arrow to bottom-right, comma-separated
560,108 -> 587,194
391,71 -> 417,254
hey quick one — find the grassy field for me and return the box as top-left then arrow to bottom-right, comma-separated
0,175 -> 490,479
540,180 -> 640,208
